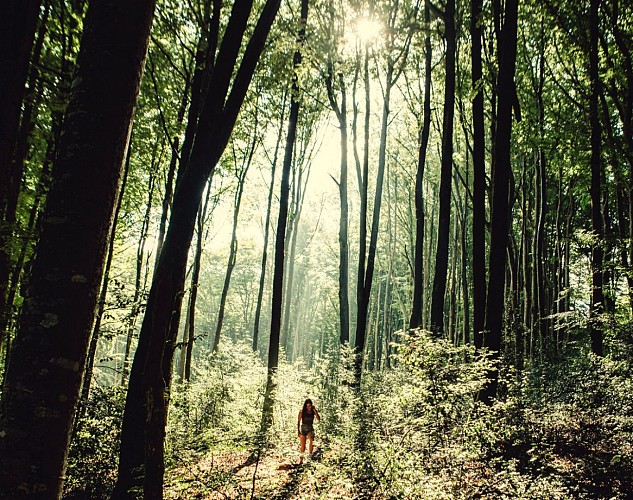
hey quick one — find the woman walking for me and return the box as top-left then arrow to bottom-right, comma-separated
297,399 -> 320,463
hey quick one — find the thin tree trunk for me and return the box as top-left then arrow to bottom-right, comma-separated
472,0 -> 487,348
430,0 -> 456,336
480,0 -> 518,405
589,0 -> 604,356
253,90 -> 287,352
182,180 -> 213,381
80,139 -> 133,411
261,0 -> 308,435
326,64 -> 350,345
410,0 -> 432,330
121,148 -> 160,386
213,129 -> 258,353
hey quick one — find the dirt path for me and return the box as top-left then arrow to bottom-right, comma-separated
164,447 -> 340,499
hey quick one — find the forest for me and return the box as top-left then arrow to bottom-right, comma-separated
0,0 -> 632,498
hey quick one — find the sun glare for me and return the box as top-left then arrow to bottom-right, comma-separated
355,17 -> 382,44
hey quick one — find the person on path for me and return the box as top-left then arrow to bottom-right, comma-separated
297,398 -> 320,463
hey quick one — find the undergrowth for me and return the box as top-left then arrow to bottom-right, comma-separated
64,332 -> 633,498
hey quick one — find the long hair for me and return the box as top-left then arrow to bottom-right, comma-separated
302,399 -> 313,415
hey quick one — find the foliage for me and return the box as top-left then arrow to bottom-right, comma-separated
63,387 -> 126,499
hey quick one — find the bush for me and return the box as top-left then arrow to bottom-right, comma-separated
64,386 -> 126,499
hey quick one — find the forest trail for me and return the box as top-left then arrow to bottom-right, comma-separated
165,447 -> 345,499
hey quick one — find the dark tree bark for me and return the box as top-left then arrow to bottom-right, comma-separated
480,0 -> 518,405
0,0 -> 156,496
471,0 -> 487,348
356,45 -> 371,350
589,0 -> 604,356
430,0 -> 456,336
253,90 -> 286,353
180,179 -> 213,382
326,63 -> 350,345
356,0 -> 416,384
0,0 -> 42,340
410,0 -> 432,330
114,2 -> 281,496
79,141 -> 132,413
261,0 -> 308,433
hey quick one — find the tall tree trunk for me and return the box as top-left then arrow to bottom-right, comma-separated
472,0 -> 487,348
0,1 -> 156,496
253,90 -> 287,352
356,45 -> 371,349
121,151 -> 159,386
80,139 -> 132,412
261,0 -> 308,435
326,65 -> 350,345
114,2 -> 281,496
0,0 -> 42,339
589,0 -> 604,356
480,0 -> 518,405
410,0 -> 432,330
182,180 -> 214,381
430,0 -> 456,336
355,62 -> 394,384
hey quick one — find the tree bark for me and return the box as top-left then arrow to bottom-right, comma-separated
480,0 -> 518,404
253,90 -> 286,352
261,0 -> 308,435
430,0 -> 456,336
410,0 -> 432,330
0,0 -> 42,339
589,0 -> 604,356
0,0 -> 156,496
472,0 -> 487,348
114,2 -> 281,496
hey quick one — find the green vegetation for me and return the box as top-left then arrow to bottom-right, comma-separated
1,0 -> 632,497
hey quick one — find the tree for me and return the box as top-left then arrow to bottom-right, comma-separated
261,0 -> 309,433
410,0 -> 433,330
0,0 -> 156,495
114,1 -> 282,496
480,0 -> 519,404
430,0 -> 456,336
589,0 -> 604,356
471,0 -> 486,347
0,0 -> 42,345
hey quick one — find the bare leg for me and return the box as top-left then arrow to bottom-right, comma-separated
299,434 -> 306,463
308,432 -> 315,455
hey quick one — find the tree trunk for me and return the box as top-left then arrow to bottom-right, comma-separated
589,0 -> 604,356
114,2 -> 281,496
480,0 -> 518,405
472,0 -> 487,348
261,0 -> 308,435
213,131 -> 258,353
430,0 -> 456,336
0,0 -> 42,338
0,1 -> 156,496
410,0 -> 432,330
253,90 -> 286,352
326,65 -> 350,345
355,62 -> 394,384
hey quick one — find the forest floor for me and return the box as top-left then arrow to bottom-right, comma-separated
164,446 -> 343,499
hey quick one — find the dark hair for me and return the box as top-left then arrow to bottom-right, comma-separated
302,399 -> 313,414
